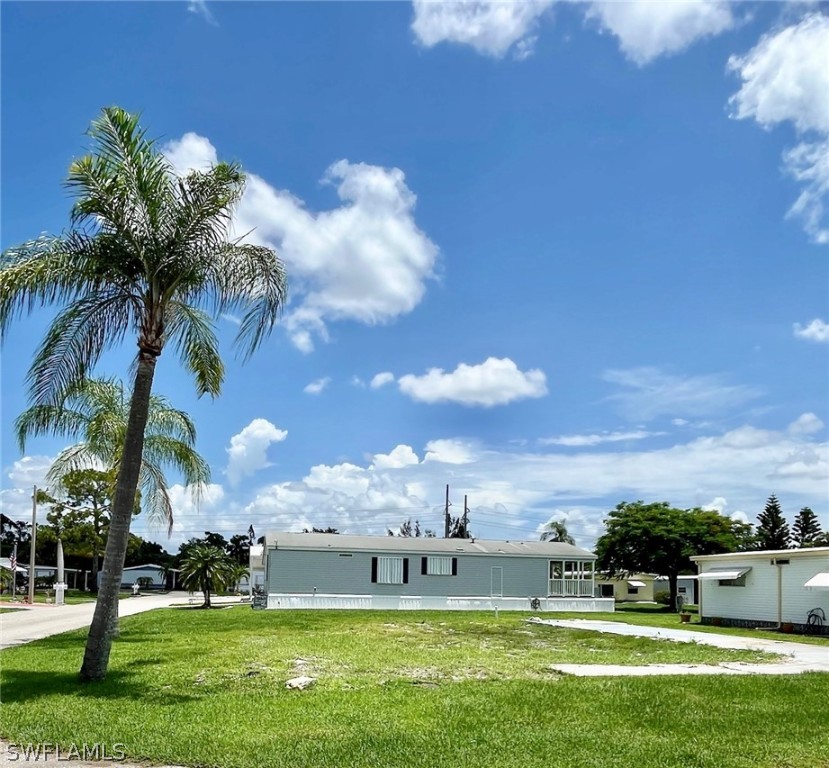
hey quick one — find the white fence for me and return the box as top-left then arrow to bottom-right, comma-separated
266,593 -> 615,612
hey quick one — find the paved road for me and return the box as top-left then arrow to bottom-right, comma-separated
531,618 -> 829,675
0,593 -> 223,650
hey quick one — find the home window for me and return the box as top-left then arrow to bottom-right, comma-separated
627,586 -> 639,595
421,556 -> 457,576
371,556 -> 408,585
697,568 -> 750,587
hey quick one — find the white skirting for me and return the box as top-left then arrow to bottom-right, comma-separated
266,594 -> 615,612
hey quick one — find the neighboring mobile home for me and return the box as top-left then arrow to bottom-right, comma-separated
692,547 -> 829,635
97,563 -> 176,590
260,532 -> 614,611
595,573 -> 660,602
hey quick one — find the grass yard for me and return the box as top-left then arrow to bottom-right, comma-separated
0,589 -> 126,606
2,608 -> 828,768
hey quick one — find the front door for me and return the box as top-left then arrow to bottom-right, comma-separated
491,567 -> 503,597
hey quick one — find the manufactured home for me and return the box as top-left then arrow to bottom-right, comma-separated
595,573 -> 660,602
97,563 -> 178,590
260,532 -> 614,611
692,547 -> 829,634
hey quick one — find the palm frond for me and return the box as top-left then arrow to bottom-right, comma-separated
208,243 -> 287,360
143,434 -> 211,489
27,291 -> 135,406
46,444 -> 102,491
145,397 -> 198,445
0,235 -> 99,333
14,405 -> 88,452
138,459 -> 175,535
163,301 -> 224,396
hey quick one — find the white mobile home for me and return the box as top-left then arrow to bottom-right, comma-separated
692,547 -> 829,634
261,532 -> 614,612
596,573 -> 661,602
97,563 -> 175,590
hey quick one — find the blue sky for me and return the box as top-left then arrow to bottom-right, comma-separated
2,1 -> 827,551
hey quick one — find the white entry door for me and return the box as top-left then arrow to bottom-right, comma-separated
491,567 -> 503,597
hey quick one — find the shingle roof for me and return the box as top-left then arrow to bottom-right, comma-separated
264,531 -> 594,559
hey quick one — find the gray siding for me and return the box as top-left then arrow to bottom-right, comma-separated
267,548 -> 559,598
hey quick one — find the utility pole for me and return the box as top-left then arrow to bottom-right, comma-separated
444,484 -> 450,538
463,495 -> 469,538
27,485 -> 37,605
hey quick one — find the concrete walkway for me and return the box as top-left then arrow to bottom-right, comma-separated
530,618 -> 829,676
0,593 -> 244,650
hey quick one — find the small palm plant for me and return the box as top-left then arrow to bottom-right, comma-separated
180,545 -> 235,609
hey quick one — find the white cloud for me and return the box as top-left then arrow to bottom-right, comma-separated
788,413 -> 825,436
398,357 -> 548,407
350,376 -> 366,388
586,0 -> 734,65
727,14 -> 829,134
371,445 -> 421,470
163,134 -> 439,351
164,133 -> 218,174
187,0 -> 217,26
411,0 -> 554,58
423,439 -> 478,465
783,139 -> 829,243
370,372 -> 396,389
225,419 -> 288,484
540,429 -> 664,447
7,455 -> 54,489
303,377 -> 331,395
602,367 -> 762,421
222,417 -> 828,548
794,318 -> 829,343
728,14 -> 829,243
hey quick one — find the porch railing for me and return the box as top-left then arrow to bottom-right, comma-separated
548,579 -> 594,597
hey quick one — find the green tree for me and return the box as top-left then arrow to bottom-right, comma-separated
226,534 -> 251,566
180,545 -> 234,608
36,468 -> 136,588
595,501 -> 753,610
755,495 -> 791,550
539,520 -> 576,545
1,107 -> 286,680
17,376 -> 209,534
792,507 -> 822,548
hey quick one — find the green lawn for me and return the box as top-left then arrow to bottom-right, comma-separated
0,589 -> 131,606
3,608 -> 828,768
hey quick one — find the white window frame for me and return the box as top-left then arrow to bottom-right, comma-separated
377,556 -> 404,585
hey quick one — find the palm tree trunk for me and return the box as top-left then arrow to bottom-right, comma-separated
80,354 -> 157,681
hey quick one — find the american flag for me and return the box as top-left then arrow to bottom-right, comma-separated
9,544 -> 17,573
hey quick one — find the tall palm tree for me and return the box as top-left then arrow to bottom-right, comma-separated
16,376 -> 210,536
539,520 -> 576,545
180,545 -> 234,609
0,107 -> 286,680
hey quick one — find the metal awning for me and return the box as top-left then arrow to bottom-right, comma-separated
697,568 -> 751,581
627,580 -> 647,588
804,572 -> 829,589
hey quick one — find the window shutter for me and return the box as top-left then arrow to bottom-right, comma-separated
452,557 -> 458,576
421,557 -> 428,575
403,558 -> 409,584
371,557 -> 378,583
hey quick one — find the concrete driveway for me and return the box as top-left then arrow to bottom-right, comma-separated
530,618 -> 829,675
